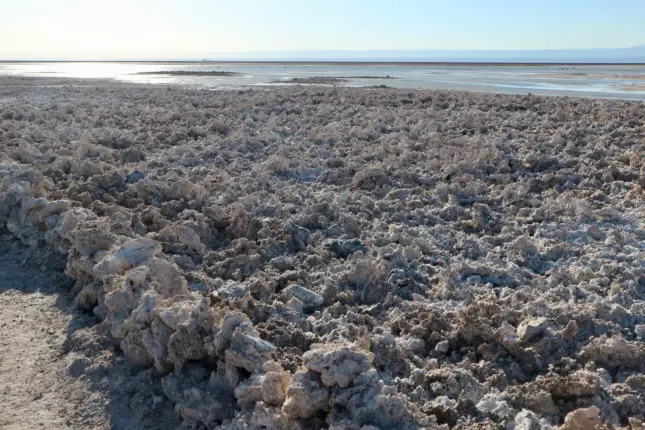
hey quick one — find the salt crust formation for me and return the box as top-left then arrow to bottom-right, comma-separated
1,84 -> 645,429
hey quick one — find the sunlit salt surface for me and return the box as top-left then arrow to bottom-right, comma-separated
1,62 -> 645,99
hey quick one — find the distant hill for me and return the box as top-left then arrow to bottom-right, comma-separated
207,46 -> 645,63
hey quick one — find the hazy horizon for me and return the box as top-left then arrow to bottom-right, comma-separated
3,46 -> 644,64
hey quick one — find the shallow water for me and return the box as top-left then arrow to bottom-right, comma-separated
1,62 -> 645,99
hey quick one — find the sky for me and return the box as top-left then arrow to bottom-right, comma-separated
1,0 -> 645,60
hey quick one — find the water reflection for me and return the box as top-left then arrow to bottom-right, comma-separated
1,62 -> 644,99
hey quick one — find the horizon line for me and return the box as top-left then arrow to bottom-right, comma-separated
2,61 -> 645,66
7,45 -> 644,57
4,45 -> 645,63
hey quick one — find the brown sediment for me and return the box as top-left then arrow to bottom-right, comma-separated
530,73 -> 589,79
606,74 -> 645,80
271,75 -> 399,84
531,73 -> 645,81
617,83 -> 645,91
134,70 -> 242,76
271,76 -> 349,84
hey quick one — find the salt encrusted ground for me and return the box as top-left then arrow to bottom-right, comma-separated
1,79 -> 645,429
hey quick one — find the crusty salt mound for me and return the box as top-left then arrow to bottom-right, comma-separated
1,83 -> 645,429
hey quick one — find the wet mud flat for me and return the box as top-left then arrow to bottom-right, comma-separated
1,79 -> 645,429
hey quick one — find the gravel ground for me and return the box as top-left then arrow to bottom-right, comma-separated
0,236 -> 81,430
1,80 -> 645,429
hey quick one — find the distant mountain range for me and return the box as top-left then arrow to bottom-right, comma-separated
204,45 -> 645,63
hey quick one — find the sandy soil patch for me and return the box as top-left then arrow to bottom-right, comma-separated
0,235 -> 180,429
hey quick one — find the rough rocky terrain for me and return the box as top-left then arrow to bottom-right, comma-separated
1,80 -> 645,429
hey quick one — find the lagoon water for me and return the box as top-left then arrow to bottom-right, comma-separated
1,62 -> 645,100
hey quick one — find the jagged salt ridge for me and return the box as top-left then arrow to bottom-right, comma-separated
1,83 -> 645,429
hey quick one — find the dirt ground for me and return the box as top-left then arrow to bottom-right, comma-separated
0,235 -> 180,430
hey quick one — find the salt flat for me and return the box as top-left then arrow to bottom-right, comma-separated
1,79 -> 644,428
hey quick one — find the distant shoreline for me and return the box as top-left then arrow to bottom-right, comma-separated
2,60 -> 645,67
133,70 -> 241,76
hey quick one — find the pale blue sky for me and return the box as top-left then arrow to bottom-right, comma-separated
1,0 -> 644,60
